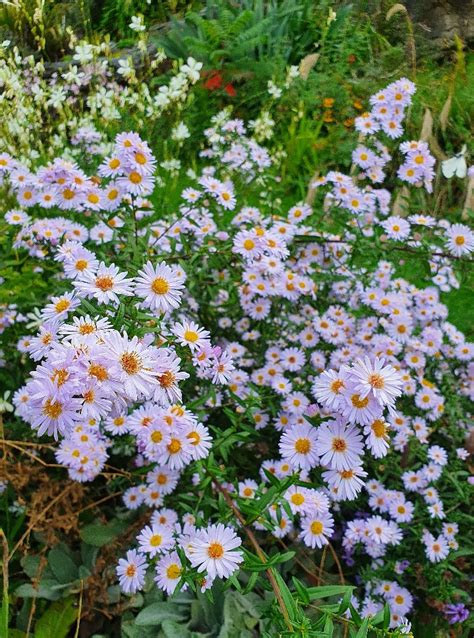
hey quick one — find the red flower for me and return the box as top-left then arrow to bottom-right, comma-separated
224,83 -> 236,97
203,71 -> 222,91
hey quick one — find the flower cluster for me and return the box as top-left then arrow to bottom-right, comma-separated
117,521 -> 243,595
2,76 -> 472,632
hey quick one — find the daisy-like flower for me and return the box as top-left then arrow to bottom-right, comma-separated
445,223 -> 474,257
116,549 -> 147,593
389,498 -> 414,523
312,368 -> 349,410
350,356 -> 402,406
153,351 -> 189,406
299,512 -> 334,548
74,262 -> 134,305
364,418 -> 390,458
41,292 -> 80,320
151,508 -> 179,529
238,479 -> 258,499
424,533 -> 449,563
215,185 -> 236,209
428,445 -> 448,466
381,216 -> 411,241
147,466 -> 180,495
367,515 -> 392,544
323,466 -> 367,500
185,422 -> 212,461
284,485 -> 312,515
104,331 -> 159,401
279,423 -> 319,470
442,522 -> 458,539
158,431 -> 193,470
186,524 -> 243,580
123,486 -> 144,510
172,320 -> 211,352
136,524 -> 174,557
155,551 -> 185,595
317,419 -> 364,470
134,261 -> 185,313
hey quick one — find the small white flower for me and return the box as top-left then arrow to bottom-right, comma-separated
129,15 -> 146,32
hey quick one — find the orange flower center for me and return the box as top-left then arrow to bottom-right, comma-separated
332,437 -> 347,452
207,542 -> 224,559
95,275 -> 114,291
120,352 -> 141,374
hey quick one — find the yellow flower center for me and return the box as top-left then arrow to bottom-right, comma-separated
129,171 -> 142,184
166,564 -> 181,579
149,534 -> 162,547
371,420 -> 387,438
151,277 -> 170,294
167,438 -> 182,454
351,394 -> 369,408
151,431 -> 163,444
294,438 -> 311,454
54,299 -> 71,313
330,379 -> 345,393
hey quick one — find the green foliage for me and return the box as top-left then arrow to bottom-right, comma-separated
156,0 -> 323,67
33,598 -> 78,638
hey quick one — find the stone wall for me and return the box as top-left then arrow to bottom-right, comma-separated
403,0 -> 474,46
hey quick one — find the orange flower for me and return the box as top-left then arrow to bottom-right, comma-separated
323,97 -> 335,108
323,110 -> 335,123
344,117 -> 354,128
353,99 -> 363,110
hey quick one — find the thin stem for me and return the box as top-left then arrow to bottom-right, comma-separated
211,477 -> 294,632
0,529 -> 9,638
9,484 -> 75,561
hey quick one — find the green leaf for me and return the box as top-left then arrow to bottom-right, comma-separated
271,570 -> 298,623
34,598 -> 77,638
323,615 -> 334,634
20,555 -> 42,579
292,577 -> 310,605
338,588 -> 353,614
15,580 -> 62,601
161,619 -> 192,638
79,520 -> 127,547
382,603 -> 391,629
266,551 -> 295,567
134,602 -> 187,626
48,548 -> 79,584
305,585 -> 354,601
80,543 -> 99,570
355,616 -> 369,638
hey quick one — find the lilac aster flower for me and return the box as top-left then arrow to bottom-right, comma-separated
443,603 -> 470,624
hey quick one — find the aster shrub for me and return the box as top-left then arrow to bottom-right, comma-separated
0,68 -> 473,638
